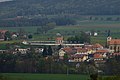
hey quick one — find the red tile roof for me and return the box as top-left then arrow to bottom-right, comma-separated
109,39 -> 120,45
71,54 -> 87,58
77,48 -> 88,53
84,44 -> 103,50
63,47 -> 77,54
93,43 -> 103,49
96,49 -> 109,53
94,54 -> 103,59
56,37 -> 63,41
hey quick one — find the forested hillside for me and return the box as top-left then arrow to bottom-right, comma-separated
0,0 -> 120,27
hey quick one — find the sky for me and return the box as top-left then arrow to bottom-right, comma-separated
0,0 -> 12,2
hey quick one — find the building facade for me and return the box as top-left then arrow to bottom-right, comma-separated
107,37 -> 120,52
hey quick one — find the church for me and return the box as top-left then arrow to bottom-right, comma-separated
107,37 -> 120,53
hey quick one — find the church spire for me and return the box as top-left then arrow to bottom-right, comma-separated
107,30 -> 111,37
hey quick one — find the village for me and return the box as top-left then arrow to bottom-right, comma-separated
0,29 -> 120,65
1,0 -> 120,80
0,29 -> 120,80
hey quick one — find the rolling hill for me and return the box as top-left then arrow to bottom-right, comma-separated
0,0 -> 120,27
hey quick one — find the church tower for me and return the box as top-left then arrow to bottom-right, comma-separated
55,33 -> 64,44
107,37 -> 112,47
106,30 -> 111,47
56,36 -> 63,44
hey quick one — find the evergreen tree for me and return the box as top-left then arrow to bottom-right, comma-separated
28,34 -> 33,39
42,46 -> 48,57
48,46 -> 53,56
4,31 -> 11,41
67,31 -> 91,44
107,30 -> 111,37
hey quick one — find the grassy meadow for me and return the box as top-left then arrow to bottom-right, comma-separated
1,73 -> 89,80
1,73 -> 119,80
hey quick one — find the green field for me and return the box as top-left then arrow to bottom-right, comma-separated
51,25 -> 120,33
77,21 -> 120,26
0,27 -> 37,33
1,73 -> 89,80
0,24 -> 120,45
0,17 -> 120,45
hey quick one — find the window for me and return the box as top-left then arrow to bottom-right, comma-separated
110,46 -> 113,50
118,46 -> 120,52
114,46 -> 117,52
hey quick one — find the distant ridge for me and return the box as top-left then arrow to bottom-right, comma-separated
0,0 -> 120,27
0,0 -> 120,17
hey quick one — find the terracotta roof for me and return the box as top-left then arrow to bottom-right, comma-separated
96,49 -> 109,53
84,44 -> 103,50
56,37 -> 63,40
77,48 -> 88,53
84,45 -> 93,50
63,47 -> 77,54
94,54 -> 103,59
72,54 -> 86,58
93,43 -> 103,49
109,39 -> 120,45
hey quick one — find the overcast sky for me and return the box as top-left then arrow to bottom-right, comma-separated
0,0 -> 12,2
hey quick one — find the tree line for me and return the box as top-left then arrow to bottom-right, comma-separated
89,16 -> 120,21
0,16 -> 76,27
67,31 -> 91,44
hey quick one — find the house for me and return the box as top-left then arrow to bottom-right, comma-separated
84,44 -> 103,51
59,49 -> 66,59
92,43 -> 103,50
96,49 -> 111,58
93,49 -> 110,63
76,47 -> 89,54
56,36 -> 64,44
94,32 -> 98,36
12,34 -> 17,39
96,49 -> 110,54
85,31 -> 98,36
82,44 -> 103,54
62,47 -> 77,54
94,53 -> 106,64
107,37 -> 120,52
0,30 -> 9,41
15,48 -> 30,54
59,47 -> 77,60
85,45 -> 103,62
69,54 -> 88,62
34,48 -> 43,53
58,44 -> 106,63
22,40 -> 29,45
